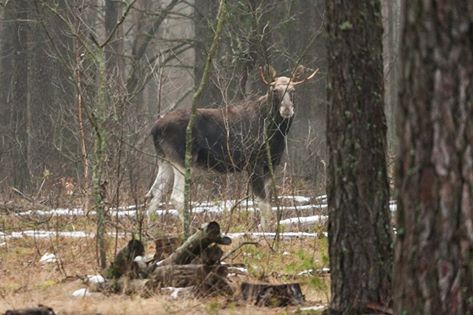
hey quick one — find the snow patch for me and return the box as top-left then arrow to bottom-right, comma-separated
39,252 -> 57,263
227,232 -> 326,239
279,195 -> 312,203
3,230 -> 128,240
72,288 -> 91,297
160,287 -> 193,299
10,230 -> 90,239
297,267 -> 330,276
15,197 -> 329,218
279,215 -> 328,226
86,274 -> 105,284
300,305 -> 327,312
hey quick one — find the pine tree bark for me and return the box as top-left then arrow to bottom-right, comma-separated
394,1 -> 473,314
326,1 -> 393,313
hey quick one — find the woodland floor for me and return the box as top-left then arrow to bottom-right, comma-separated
0,194 -> 330,315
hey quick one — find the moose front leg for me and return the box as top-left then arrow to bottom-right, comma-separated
250,172 -> 272,231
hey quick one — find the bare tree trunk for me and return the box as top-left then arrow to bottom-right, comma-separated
193,0 -> 221,107
325,1 -> 393,313
0,3 -> 15,184
28,3 -> 55,181
105,0 -> 125,92
394,1 -> 473,314
92,47 -> 108,270
10,0 -> 30,190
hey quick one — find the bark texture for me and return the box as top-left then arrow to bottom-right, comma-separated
326,1 -> 393,313
394,1 -> 473,314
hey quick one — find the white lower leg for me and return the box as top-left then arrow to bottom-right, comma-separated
170,167 -> 186,223
257,197 -> 272,231
146,161 -> 173,220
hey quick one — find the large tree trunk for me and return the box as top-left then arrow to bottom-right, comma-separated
325,1 -> 393,313
393,1 -> 473,314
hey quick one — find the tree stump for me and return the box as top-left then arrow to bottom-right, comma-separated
240,282 -> 305,307
4,305 -> 55,315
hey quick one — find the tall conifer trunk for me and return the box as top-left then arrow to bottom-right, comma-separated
394,2 -> 473,314
326,1 -> 393,313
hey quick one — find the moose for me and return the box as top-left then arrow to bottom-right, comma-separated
146,65 -> 317,229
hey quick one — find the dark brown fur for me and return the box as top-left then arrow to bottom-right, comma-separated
151,92 -> 291,199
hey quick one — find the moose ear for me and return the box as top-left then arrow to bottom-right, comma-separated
259,65 -> 277,85
292,65 -> 305,81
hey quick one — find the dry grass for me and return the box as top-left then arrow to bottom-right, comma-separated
0,189 -> 329,314
0,235 -> 329,314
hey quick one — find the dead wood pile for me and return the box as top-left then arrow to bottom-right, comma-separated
88,221 -> 305,307
98,221 -> 233,297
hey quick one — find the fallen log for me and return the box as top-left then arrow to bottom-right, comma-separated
191,244 -> 223,265
158,221 -> 230,266
149,264 -> 233,297
240,282 -> 305,307
154,236 -> 181,261
105,239 -> 145,279
95,222 -> 234,298
103,264 -> 233,297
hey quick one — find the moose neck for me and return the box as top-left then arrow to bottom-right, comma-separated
260,93 -> 293,138
255,92 -> 292,166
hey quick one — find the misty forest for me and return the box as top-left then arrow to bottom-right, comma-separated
0,0 -> 471,314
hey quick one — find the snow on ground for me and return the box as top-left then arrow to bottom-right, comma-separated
39,252 -> 57,263
71,288 -> 92,297
300,305 -> 327,312
278,195 -> 312,203
279,215 -> 328,226
1,230 -> 128,240
14,195 -> 329,218
87,274 -> 105,284
227,231 -> 328,239
1,230 -> 327,241
3,195 -> 398,241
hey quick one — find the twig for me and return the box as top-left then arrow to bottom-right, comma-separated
10,187 -> 34,203
99,0 -> 137,48
221,241 -> 258,261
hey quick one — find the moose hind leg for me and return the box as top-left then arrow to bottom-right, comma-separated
170,166 -> 186,223
146,161 -> 174,220
250,174 -> 272,230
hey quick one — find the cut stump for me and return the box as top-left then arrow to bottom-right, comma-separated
240,282 -> 305,307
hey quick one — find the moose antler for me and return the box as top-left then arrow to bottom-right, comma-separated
259,66 -> 277,85
259,66 -> 269,85
292,68 -> 319,86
